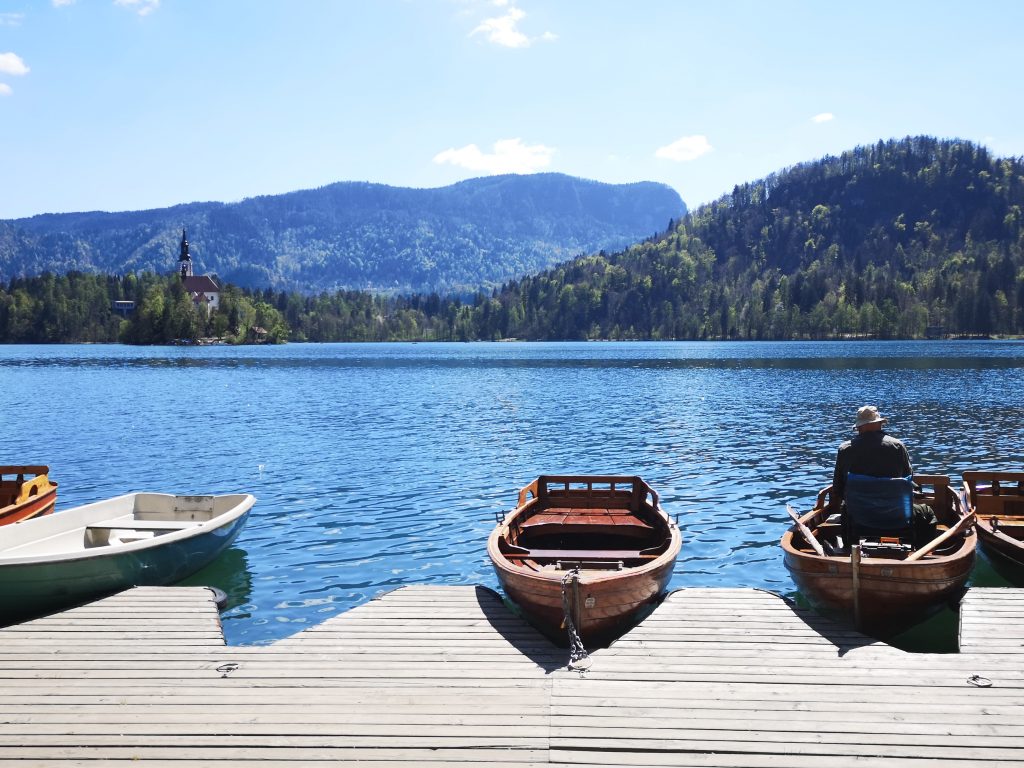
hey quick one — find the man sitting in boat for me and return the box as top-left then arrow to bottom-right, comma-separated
832,405 -> 936,546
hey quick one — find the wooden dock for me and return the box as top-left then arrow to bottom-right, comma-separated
2,585 -> 1024,766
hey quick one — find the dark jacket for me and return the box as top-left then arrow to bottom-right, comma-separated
832,430 -> 913,503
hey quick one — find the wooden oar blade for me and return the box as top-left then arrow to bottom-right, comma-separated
786,503 -> 826,557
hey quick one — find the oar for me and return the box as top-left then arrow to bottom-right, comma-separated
905,509 -> 975,562
787,504 -> 825,557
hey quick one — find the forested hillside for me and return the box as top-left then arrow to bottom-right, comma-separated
0,174 -> 684,294
482,137 -> 1024,339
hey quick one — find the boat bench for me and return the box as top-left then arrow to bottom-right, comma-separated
505,547 -> 657,561
523,508 -> 654,528
86,519 -> 201,532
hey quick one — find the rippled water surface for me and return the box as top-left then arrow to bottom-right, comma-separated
1,340 -> 1022,644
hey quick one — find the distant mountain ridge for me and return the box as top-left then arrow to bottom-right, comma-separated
0,174 -> 686,293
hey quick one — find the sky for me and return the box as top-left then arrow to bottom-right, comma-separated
1,1 -> 1023,220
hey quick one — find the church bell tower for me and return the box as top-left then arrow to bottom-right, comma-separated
178,229 -> 193,279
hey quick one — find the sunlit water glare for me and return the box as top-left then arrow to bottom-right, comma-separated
1,340 -> 1021,645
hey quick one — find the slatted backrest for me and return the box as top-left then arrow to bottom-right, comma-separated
535,475 -> 645,512
964,471 -> 1024,518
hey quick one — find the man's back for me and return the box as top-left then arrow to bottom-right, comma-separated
833,430 -> 912,502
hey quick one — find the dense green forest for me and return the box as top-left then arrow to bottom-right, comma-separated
2,137 -> 1022,343
467,136 -> 1024,340
0,272 -> 288,345
0,174 -> 683,295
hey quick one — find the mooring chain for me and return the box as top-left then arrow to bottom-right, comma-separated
560,568 -> 591,673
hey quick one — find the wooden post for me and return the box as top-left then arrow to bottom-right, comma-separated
851,544 -> 862,631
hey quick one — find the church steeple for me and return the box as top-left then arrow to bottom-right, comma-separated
178,228 -> 193,279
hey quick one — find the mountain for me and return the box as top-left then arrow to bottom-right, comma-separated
0,174 -> 685,294
475,136 -> 1024,339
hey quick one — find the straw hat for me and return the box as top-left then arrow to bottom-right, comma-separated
854,405 -> 888,430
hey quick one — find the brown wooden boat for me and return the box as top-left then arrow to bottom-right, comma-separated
781,474 -> 975,635
487,475 -> 681,646
964,470 -> 1024,581
0,466 -> 58,526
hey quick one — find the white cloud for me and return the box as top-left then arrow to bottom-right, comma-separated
0,52 -> 29,77
465,2 -> 556,48
52,0 -> 76,6
472,5 -> 530,48
812,112 -> 834,123
0,83 -> 12,97
433,138 -> 556,175
0,12 -> 25,26
655,135 -> 713,162
114,0 -> 159,16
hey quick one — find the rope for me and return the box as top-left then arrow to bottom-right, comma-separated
561,568 -> 591,673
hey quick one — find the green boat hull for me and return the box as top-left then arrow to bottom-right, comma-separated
0,510 -> 250,620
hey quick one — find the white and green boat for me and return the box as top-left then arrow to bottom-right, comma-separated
0,491 -> 254,620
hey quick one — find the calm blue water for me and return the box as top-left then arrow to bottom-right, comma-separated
1,341 -> 1022,645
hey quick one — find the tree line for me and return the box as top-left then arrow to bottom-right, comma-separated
0,272 -> 288,345
2,137 -> 1022,344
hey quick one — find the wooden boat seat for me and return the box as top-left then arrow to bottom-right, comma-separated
505,547 -> 657,562
86,519 -> 201,532
520,508 -> 655,538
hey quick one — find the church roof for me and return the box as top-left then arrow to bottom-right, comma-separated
182,275 -> 219,293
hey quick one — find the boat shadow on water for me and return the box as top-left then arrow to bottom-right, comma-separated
177,546 -> 253,614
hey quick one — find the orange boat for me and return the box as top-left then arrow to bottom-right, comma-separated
964,470 -> 1024,581
0,466 -> 58,526
782,473 -> 975,635
487,475 -> 681,647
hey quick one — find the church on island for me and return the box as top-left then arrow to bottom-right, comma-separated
177,229 -> 220,313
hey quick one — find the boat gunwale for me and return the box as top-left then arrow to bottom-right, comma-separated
966,469 -> 1024,569
0,492 -> 256,566
487,475 -> 682,584
0,465 -> 58,524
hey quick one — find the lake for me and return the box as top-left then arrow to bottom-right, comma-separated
1,340 -> 1022,648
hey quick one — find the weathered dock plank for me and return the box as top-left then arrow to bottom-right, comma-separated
2,584 -> 1024,765
548,588 -> 1024,766
959,587 -> 1024,655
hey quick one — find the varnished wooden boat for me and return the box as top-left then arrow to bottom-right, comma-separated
781,474 -> 975,634
487,475 -> 681,646
0,466 -> 57,526
0,492 -> 254,620
964,470 -> 1024,581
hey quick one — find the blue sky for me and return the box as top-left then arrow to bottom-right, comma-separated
1,1 -> 1022,219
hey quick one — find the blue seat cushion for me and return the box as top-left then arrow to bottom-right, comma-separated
845,473 -> 913,531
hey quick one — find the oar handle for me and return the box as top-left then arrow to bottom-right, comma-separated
905,499 -> 974,562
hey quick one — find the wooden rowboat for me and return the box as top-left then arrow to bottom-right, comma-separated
0,466 -> 57,526
487,475 -> 681,646
781,474 -> 975,635
0,492 -> 254,621
964,470 -> 1024,581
